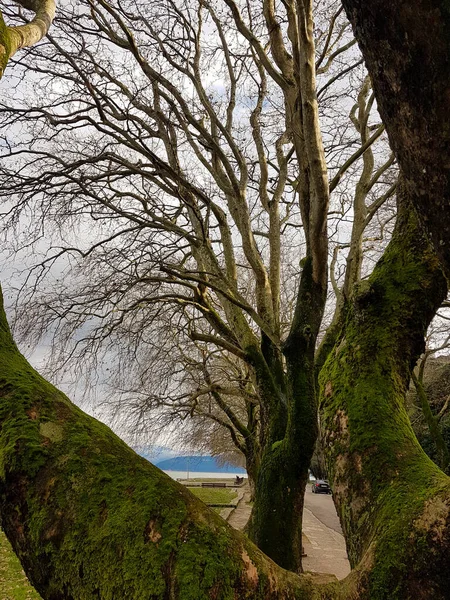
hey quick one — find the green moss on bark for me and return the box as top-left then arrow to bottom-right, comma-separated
319,191 -> 450,599
247,255 -> 325,573
0,288 -> 330,600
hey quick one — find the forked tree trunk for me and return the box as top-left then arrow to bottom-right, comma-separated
245,0 -> 329,568
2,1 -> 450,598
0,290 -> 313,600
1,191 -> 450,598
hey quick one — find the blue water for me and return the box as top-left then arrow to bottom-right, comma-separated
163,470 -> 246,480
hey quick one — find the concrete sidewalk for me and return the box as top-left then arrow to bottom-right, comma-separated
226,487 -> 253,529
226,486 -> 350,581
302,507 -> 350,580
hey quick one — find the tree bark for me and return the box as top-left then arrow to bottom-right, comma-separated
243,0 -> 329,572
0,288 -> 322,600
339,0 -> 450,280
3,1 -> 450,597
247,258 -> 326,573
2,191 -> 450,598
319,184 -> 450,597
0,0 -> 55,77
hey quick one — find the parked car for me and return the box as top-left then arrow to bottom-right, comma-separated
311,480 -> 332,494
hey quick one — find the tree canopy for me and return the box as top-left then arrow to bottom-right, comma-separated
0,0 -> 450,598
0,0 -> 397,571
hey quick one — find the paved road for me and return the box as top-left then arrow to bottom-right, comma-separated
304,488 -> 343,535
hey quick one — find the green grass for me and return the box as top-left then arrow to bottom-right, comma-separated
187,487 -> 237,506
0,530 -> 41,600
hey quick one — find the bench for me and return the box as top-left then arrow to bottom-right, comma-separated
201,482 -> 227,488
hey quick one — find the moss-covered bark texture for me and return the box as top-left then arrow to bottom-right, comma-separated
248,258 -> 325,573
0,288 -> 344,600
320,189 -> 450,599
0,11 -> 11,78
1,201 -> 450,599
340,0 -> 450,282
0,2 -> 56,77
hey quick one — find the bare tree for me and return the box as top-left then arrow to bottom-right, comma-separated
1,1 -> 450,598
1,182 -> 449,599
0,0 -> 393,571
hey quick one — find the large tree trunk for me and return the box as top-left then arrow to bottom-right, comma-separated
244,0 -> 329,570
2,2 -> 450,596
339,0 -> 450,281
247,435 -> 312,574
246,374 -> 315,574
2,191 -> 450,599
247,258 -> 326,573
0,289 -> 320,600
243,342 -> 311,573
319,185 -> 450,597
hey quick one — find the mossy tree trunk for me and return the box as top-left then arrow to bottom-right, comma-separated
2,191 -> 450,599
247,257 -> 326,573
411,370 -> 450,473
243,0 -> 329,572
0,0 -> 329,576
247,352 -> 315,573
319,184 -> 450,598
0,288 -> 326,600
244,440 -> 260,502
3,2 -> 450,597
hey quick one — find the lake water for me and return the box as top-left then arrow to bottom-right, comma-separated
163,470 -> 246,480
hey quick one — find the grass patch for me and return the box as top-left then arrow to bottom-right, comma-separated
187,487 -> 237,506
0,529 -> 41,599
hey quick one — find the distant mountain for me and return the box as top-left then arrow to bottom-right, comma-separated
135,446 -> 178,463
155,455 -> 246,474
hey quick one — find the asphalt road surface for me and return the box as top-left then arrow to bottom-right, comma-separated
304,487 -> 343,535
